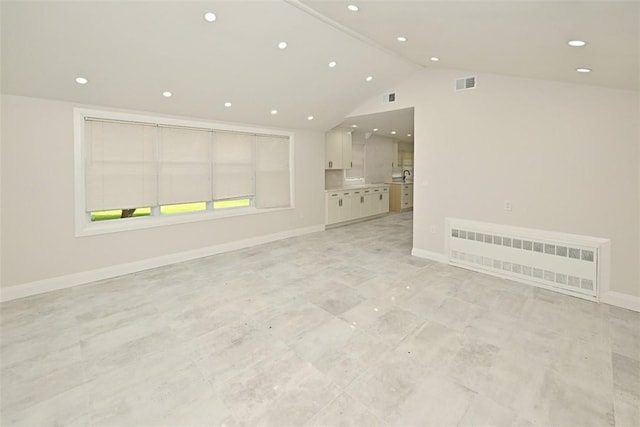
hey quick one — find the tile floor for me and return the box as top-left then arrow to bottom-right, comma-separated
1,212 -> 638,426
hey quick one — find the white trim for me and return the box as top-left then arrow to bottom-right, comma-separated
597,240 -> 611,302
0,224 -> 325,303
78,205 -> 293,237
601,291 -> 640,313
411,248 -> 447,263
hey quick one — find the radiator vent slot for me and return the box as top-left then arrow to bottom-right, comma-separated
455,76 -> 476,91
447,218 -> 608,301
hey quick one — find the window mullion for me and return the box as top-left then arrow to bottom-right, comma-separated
154,125 -> 161,216
211,131 -> 216,210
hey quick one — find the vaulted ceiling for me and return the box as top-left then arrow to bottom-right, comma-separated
2,1 -> 638,134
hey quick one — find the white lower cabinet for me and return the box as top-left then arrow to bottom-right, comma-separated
363,189 -> 378,217
326,191 -> 354,224
350,190 -> 363,219
326,185 -> 389,225
326,193 -> 342,224
379,187 -> 390,214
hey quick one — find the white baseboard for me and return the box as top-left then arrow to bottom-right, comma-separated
601,290 -> 640,313
411,248 -> 447,263
411,247 -> 639,313
0,224 -> 325,303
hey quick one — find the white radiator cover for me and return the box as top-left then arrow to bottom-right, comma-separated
446,218 -> 610,302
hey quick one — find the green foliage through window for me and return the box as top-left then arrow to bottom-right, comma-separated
91,208 -> 151,222
90,199 -> 252,221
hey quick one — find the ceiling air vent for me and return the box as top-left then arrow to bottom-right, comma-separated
455,76 -> 476,91
382,92 -> 396,103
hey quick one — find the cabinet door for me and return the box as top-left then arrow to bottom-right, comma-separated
350,190 -> 363,219
326,194 -> 341,224
379,189 -> 389,214
372,188 -> 388,214
371,188 -> 382,215
339,193 -> 353,222
325,131 -> 343,169
342,132 -> 352,169
363,190 -> 377,217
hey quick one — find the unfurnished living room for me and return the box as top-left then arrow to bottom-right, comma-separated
1,1 -> 639,426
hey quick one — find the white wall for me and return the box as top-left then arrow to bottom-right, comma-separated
1,95 -> 325,293
350,68 -> 640,300
324,170 -> 344,189
359,134 -> 393,184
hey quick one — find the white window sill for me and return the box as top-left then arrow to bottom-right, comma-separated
75,206 -> 293,237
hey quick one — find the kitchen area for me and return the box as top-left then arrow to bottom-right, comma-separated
324,108 -> 414,226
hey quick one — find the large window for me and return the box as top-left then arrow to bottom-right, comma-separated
75,109 -> 293,235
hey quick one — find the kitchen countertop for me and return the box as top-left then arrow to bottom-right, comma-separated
325,183 -> 389,192
385,181 -> 413,185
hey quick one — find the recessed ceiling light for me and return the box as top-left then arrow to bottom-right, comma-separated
373,128 -> 379,132
307,115 -> 314,121
271,109 -> 278,115
407,133 -> 412,137
430,57 -> 440,62
224,102 -> 232,107
162,91 -> 172,97
365,75 -> 373,82
347,5 -> 359,12
75,77 -> 88,85
576,68 -> 592,73
328,61 -> 337,68
204,12 -> 217,22
397,36 -> 407,42
391,130 -> 397,135
568,40 -> 587,47
278,41 -> 288,49
351,124 -> 358,128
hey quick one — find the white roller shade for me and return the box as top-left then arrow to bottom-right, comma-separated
158,127 -> 212,205
213,132 -> 255,200
255,135 -> 290,209
85,120 -> 157,211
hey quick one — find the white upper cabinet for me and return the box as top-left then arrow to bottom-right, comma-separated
325,131 -> 352,169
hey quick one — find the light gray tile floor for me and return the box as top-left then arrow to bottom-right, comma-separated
1,212 -> 638,426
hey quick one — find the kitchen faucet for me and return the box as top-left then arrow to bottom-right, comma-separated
403,169 -> 412,182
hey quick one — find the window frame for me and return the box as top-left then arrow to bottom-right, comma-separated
74,108 -> 295,237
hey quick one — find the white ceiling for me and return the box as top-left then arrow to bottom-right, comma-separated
302,0 -> 639,91
2,1 -> 638,135
337,107 -> 415,143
